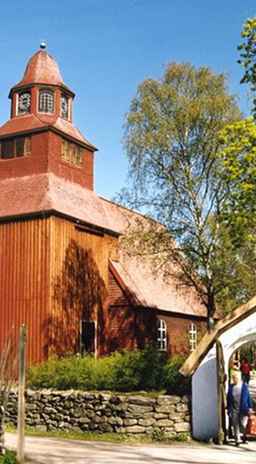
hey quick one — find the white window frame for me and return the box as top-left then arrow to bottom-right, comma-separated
189,322 -> 197,352
38,89 -> 54,113
157,319 -> 167,351
61,93 -> 69,120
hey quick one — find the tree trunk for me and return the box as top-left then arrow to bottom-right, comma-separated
206,290 -> 216,332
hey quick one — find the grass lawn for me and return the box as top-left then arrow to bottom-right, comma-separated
5,424 -> 189,445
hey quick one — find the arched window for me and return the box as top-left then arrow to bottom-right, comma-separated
61,94 -> 69,119
17,91 -> 31,114
157,319 -> 167,351
189,323 -> 197,352
39,89 -> 54,113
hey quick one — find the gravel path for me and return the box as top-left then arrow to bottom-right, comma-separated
5,432 -> 256,464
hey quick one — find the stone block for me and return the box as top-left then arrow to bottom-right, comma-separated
128,396 -> 156,406
108,417 -> 123,426
138,418 -> 155,427
174,422 -> 191,432
156,419 -> 174,427
176,403 -> 189,413
155,405 -> 176,413
78,417 -> 90,424
125,426 -> 146,434
154,413 -> 168,420
170,413 -> 185,422
157,395 -> 181,405
123,419 -> 137,426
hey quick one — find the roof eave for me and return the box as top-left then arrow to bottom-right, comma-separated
0,209 -> 120,238
0,125 -> 97,151
9,82 -> 75,99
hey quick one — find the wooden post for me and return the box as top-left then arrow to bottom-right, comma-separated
17,325 -> 26,464
216,339 -> 226,445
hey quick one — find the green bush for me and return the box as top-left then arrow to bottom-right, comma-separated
163,355 -> 191,395
0,450 -> 17,464
27,348 -> 189,394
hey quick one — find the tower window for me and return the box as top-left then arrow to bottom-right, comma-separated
17,91 -> 31,114
189,323 -> 197,352
39,89 -> 54,113
61,139 -> 83,167
157,319 -> 167,351
0,136 -> 31,159
61,94 -> 69,119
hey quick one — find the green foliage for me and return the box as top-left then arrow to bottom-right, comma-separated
111,346 -> 165,391
163,355 -> 190,395
218,117 -> 256,229
213,117 -> 256,311
0,451 -> 16,464
151,428 -> 166,442
238,17 -> 256,119
120,62 -> 242,321
27,348 -> 187,393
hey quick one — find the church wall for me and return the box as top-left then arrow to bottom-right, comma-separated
158,312 -> 207,356
48,131 -> 94,190
48,215 -> 117,357
0,132 -> 49,180
0,216 -> 51,365
107,268 -> 207,356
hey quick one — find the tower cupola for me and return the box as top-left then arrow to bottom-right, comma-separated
0,46 -> 96,190
9,46 -> 75,123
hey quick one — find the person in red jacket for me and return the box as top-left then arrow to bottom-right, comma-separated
240,358 -> 251,384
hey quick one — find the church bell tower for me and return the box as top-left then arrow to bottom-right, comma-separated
0,44 -> 96,190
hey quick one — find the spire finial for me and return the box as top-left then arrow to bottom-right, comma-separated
40,41 -> 47,50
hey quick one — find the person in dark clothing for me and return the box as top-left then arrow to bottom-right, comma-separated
240,358 -> 251,384
227,371 -> 253,446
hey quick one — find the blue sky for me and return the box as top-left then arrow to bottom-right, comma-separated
0,1 -> 255,198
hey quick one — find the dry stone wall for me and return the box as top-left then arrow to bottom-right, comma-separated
6,390 -> 191,438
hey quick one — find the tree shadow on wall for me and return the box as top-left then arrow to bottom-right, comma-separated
43,239 -> 107,357
42,238 -> 159,359
104,305 -> 158,355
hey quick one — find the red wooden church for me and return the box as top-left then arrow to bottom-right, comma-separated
0,45 -> 207,365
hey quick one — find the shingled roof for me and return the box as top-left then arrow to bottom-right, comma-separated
0,172 -> 206,318
0,173 -> 120,235
110,255 -> 207,317
10,49 -> 73,96
0,113 -> 95,150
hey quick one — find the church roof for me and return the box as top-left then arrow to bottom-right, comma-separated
0,172 -> 206,318
0,173 -> 121,235
10,49 -> 73,95
110,256 -> 207,317
0,114 -> 95,150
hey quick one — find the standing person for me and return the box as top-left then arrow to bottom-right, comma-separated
240,358 -> 251,384
227,371 -> 253,446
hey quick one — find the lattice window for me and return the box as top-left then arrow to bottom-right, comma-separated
157,319 -> 167,351
0,136 -> 31,159
189,323 -> 197,352
17,92 -> 31,114
61,94 -> 69,119
39,89 -> 54,113
61,139 -> 83,167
